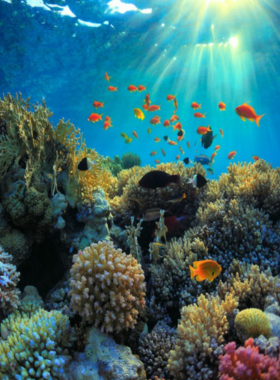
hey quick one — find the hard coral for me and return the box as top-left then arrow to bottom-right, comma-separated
69,241 -> 146,333
235,308 -> 271,342
219,338 -> 280,380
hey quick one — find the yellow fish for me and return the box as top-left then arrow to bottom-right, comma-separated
134,108 -> 145,120
189,260 -> 222,282
120,132 -> 128,138
125,138 -> 132,143
147,128 -> 151,134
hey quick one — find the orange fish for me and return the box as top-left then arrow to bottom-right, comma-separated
133,131 -> 138,139
93,101 -> 104,109
144,93 -> 151,106
161,148 -> 166,156
211,152 -> 217,163
252,156 -> 259,161
163,120 -> 170,127
154,137 -> 160,142
177,135 -> 184,142
138,85 -> 146,92
173,122 -> 182,131
228,150 -> 237,159
88,113 -> 103,123
220,129 -> 224,138
179,146 -> 185,155
191,102 -> 201,110
194,112 -> 206,118
155,159 -> 160,164
170,115 -> 179,123
104,72 -> 111,81
235,102 -> 265,127
142,104 -> 149,110
150,117 -> 161,125
175,155 -> 180,160
197,126 -> 211,135
214,145 -> 220,151
148,105 -> 161,112
150,151 -> 157,156
105,116 -> 111,122
187,141 -> 190,149
128,85 -> 138,92
108,86 -> 117,92
166,94 -> 176,101
173,97 -> 178,113
103,121 -> 112,130
189,260 -> 222,282
219,102 -> 226,111
168,140 -> 177,146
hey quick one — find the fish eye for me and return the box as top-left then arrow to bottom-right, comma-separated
212,271 -> 215,276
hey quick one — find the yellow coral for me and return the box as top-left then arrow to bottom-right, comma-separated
235,308 -> 271,341
69,241 -> 146,333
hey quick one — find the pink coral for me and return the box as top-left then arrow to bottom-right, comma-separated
219,338 -> 280,380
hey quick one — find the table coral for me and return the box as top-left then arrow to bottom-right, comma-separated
235,308 -> 271,341
69,241 -> 146,333
219,338 -> 280,380
0,308 -> 72,380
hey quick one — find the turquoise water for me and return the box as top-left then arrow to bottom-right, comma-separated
0,0 -> 279,178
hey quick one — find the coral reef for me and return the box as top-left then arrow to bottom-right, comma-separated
121,152 -> 141,169
234,308 -> 271,341
69,241 -> 146,333
219,338 -> 280,380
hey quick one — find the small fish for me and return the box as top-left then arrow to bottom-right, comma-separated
177,135 -> 184,142
207,167 -> 214,175
187,141 -> 191,149
219,102 -> 226,111
139,170 -> 180,189
211,152 -> 217,163
78,157 -> 96,171
138,85 -> 146,92
163,120 -> 170,127
175,155 -> 180,160
103,121 -> 112,130
144,93 -> 151,106
120,132 -> 128,138
168,140 -> 177,146
141,207 -> 161,221
150,117 -> 161,125
194,112 -> 206,118
228,150 -> 237,159
197,126 -> 211,135
163,136 -> 169,141
201,129 -> 216,149
147,128 -> 152,134
177,130 -> 184,137
154,137 -> 160,142
183,157 -> 190,165
128,85 -> 138,92
105,115 -> 111,122
104,72 -> 111,81
142,103 -> 149,110
189,260 -> 222,282
152,242 -> 165,247
93,101 -> 104,109
155,159 -> 160,164
88,113 -> 103,123
235,102 -> 265,127
108,86 -> 117,91
167,192 -> 186,203
194,155 -> 212,166
125,138 -> 133,143
252,156 -> 259,161
179,146 -> 185,155
220,129 -> 224,138
133,131 -> 138,139
173,122 -> 182,131
150,151 -> 157,156
191,102 -> 201,110
161,148 -> 166,156
173,97 -> 178,113
214,145 -> 220,151
148,105 -> 161,112
187,173 -> 207,188
170,115 -> 179,123
134,108 -> 145,120
167,94 -> 176,101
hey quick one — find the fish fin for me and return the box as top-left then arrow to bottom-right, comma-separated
255,114 -> 265,127
248,118 -> 255,123
192,261 -> 199,268
187,178 -> 194,187
189,265 -> 196,279
203,113 -> 207,117
100,114 -> 103,120
239,115 -> 246,122
196,275 -> 205,282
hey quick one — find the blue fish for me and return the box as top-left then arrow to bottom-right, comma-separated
194,155 -> 212,166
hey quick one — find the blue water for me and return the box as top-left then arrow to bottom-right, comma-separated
1,0 -> 280,178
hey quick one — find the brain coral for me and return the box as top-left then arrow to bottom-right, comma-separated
69,241 -> 146,333
235,308 -> 271,341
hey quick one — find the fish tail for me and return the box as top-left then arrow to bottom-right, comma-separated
100,114 -> 103,120
255,114 -> 265,127
189,265 -> 196,280
187,178 -> 195,187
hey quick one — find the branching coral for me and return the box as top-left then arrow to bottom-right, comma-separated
168,293 -> 238,380
0,308 -> 72,380
219,338 -> 280,380
0,246 -> 20,314
69,241 -> 146,333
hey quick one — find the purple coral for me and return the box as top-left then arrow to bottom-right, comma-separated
219,338 -> 280,380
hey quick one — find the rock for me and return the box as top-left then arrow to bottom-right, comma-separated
66,327 -> 146,380
265,312 -> 280,339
